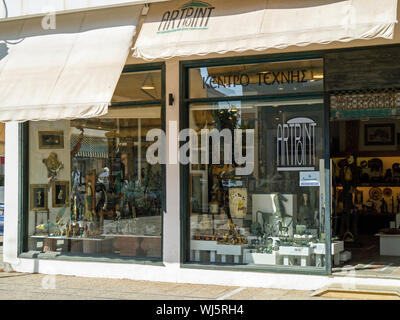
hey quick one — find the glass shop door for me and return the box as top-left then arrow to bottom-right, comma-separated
251,97 -> 331,270
190,96 -> 331,271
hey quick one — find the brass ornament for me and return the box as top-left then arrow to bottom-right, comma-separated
42,152 -> 64,186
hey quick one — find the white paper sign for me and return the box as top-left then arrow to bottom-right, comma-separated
299,171 -> 320,186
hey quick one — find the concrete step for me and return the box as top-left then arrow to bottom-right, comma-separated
312,284 -> 400,300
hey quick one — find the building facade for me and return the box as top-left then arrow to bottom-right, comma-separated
2,0 -> 400,290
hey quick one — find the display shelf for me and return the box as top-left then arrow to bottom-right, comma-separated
101,234 -> 161,238
216,244 -> 246,264
335,210 -> 398,216
279,246 -> 312,267
375,233 -> 400,256
243,249 -> 281,265
336,183 -> 400,187
31,235 -> 107,241
311,241 -> 344,266
190,240 -> 218,262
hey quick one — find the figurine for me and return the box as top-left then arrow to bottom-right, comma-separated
84,181 -> 94,221
36,190 -> 42,206
67,223 -> 72,237
256,210 -> 274,236
359,160 -> 369,183
298,193 -> 312,226
71,165 -> 83,220
74,224 -> 80,237
384,169 -> 393,183
115,204 -> 121,220
72,194 -> 78,221
368,158 -> 383,182
250,221 -> 262,237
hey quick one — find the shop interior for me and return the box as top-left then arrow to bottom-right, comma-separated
331,112 -> 400,278
27,70 -> 164,259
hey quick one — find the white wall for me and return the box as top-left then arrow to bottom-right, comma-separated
3,122 -> 19,266
28,121 -> 71,236
164,58 -> 181,266
0,0 -> 170,19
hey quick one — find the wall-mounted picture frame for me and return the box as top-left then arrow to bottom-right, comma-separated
364,124 -> 395,146
39,131 -> 64,149
52,181 -> 69,208
30,184 -> 48,211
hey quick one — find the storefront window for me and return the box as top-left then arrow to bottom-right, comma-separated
186,60 -> 328,270
189,59 -> 323,99
112,70 -> 162,103
26,68 -> 164,260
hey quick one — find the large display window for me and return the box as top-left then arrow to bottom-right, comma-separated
24,66 -> 165,261
183,58 -> 332,272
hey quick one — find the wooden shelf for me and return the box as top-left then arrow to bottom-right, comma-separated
336,183 -> 400,187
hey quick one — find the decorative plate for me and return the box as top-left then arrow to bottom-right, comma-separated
369,187 -> 382,201
383,188 -> 392,198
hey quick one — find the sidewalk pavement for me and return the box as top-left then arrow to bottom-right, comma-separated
0,236 -> 337,300
0,272 -> 333,300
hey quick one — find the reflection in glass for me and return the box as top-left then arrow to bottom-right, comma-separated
189,59 -> 323,99
28,106 -> 162,260
112,70 -> 162,103
188,99 -> 327,269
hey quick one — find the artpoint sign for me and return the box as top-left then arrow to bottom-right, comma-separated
158,1 -> 215,34
276,117 -> 317,171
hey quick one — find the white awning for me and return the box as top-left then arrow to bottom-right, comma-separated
0,5 -> 143,122
133,0 -> 398,60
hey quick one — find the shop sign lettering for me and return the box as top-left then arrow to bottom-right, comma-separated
202,70 -> 308,89
158,1 -> 215,33
276,117 -> 316,171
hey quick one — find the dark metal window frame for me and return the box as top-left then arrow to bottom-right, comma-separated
18,62 -> 167,265
179,52 -> 332,276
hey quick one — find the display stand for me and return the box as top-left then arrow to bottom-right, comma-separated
375,233 -> 400,256
279,246 -> 311,266
243,249 -> 281,265
311,241 -> 344,266
190,240 -> 217,262
216,244 -> 245,264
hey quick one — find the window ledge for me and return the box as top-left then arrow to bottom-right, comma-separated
18,251 -> 164,266
181,262 -> 329,276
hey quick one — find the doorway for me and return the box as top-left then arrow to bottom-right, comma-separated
331,116 -> 400,278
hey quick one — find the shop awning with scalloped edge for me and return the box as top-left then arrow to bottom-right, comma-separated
133,0 -> 398,60
0,5 -> 143,122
